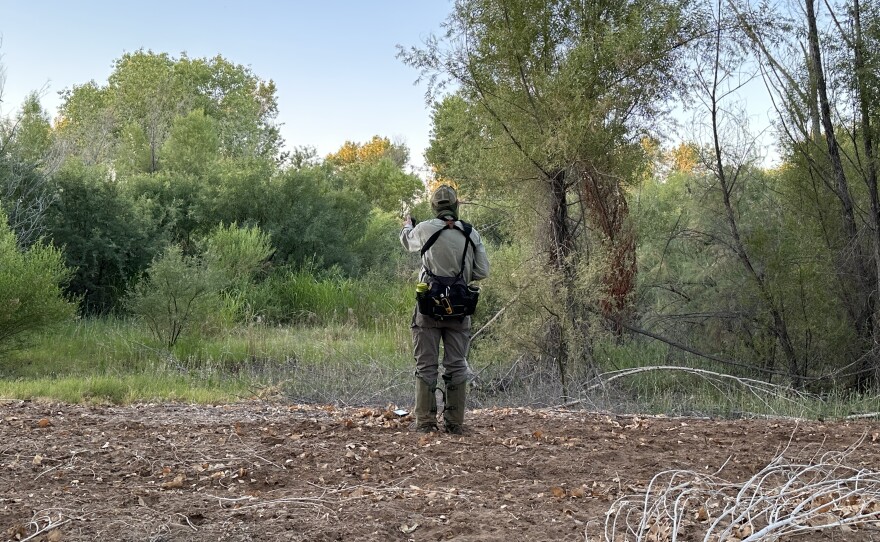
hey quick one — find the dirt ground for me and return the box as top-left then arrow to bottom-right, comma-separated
1,400 -> 879,542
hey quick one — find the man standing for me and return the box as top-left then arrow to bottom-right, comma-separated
400,185 -> 490,434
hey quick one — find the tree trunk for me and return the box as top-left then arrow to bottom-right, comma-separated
806,0 -> 866,294
545,168 -> 595,388
851,0 -> 880,388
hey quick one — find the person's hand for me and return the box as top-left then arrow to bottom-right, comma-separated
403,215 -> 414,228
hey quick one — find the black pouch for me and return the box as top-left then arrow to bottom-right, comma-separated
418,276 -> 480,320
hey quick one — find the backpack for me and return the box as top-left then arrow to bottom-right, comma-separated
416,220 -> 480,320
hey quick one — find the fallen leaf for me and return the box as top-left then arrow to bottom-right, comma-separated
736,523 -> 754,537
695,506 -> 709,521
161,473 -> 186,489
260,435 -> 285,445
5,525 -> 26,540
32,454 -> 43,466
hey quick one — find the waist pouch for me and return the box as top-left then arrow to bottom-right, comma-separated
417,276 -> 480,320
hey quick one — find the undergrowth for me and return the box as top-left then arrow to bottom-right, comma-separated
2,291 -> 879,421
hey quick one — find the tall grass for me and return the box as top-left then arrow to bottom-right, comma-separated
247,268 -> 413,328
465,332 -> 880,420
0,270 -> 418,403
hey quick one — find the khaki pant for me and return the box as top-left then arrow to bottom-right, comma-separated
411,308 -> 471,387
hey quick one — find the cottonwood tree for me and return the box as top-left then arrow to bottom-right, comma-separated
326,136 -> 423,212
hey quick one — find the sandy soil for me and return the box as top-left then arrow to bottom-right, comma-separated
1,400 -> 879,541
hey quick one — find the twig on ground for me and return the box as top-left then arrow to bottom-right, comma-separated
21,513 -> 71,542
844,412 -> 880,420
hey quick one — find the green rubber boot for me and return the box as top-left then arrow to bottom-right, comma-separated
443,380 -> 466,435
413,377 -> 438,433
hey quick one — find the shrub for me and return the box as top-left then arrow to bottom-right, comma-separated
45,162 -> 168,314
126,245 -> 227,348
201,222 -> 273,288
0,209 -> 77,352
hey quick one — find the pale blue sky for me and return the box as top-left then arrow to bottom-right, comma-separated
0,1 -> 453,174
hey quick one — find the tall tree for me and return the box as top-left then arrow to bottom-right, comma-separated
684,0 -> 803,385
0,94 -> 57,248
326,136 -> 423,212
56,50 -> 283,172
5,93 -> 53,165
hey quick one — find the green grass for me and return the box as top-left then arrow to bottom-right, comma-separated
249,269 -> 414,328
0,270 -> 419,406
0,314 -> 413,405
0,374 -> 242,404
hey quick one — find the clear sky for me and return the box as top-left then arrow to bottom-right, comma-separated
0,1 -> 453,175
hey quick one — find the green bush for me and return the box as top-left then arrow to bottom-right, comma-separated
45,162 -> 168,314
202,222 -> 273,287
127,245 -> 228,347
0,209 -> 77,352
264,166 -> 370,273
351,209 -> 412,278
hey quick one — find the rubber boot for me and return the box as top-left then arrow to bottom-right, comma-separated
413,377 -> 438,432
443,380 -> 466,435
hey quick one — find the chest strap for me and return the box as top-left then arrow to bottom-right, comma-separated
420,220 -> 475,279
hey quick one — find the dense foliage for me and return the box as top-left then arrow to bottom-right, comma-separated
1,51 -> 421,322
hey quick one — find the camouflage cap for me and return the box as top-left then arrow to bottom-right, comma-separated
430,185 -> 459,219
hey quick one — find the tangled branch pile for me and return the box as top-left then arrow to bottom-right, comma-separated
604,439 -> 880,541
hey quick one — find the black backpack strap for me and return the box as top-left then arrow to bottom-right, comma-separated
420,221 -> 475,279
420,227 -> 446,257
